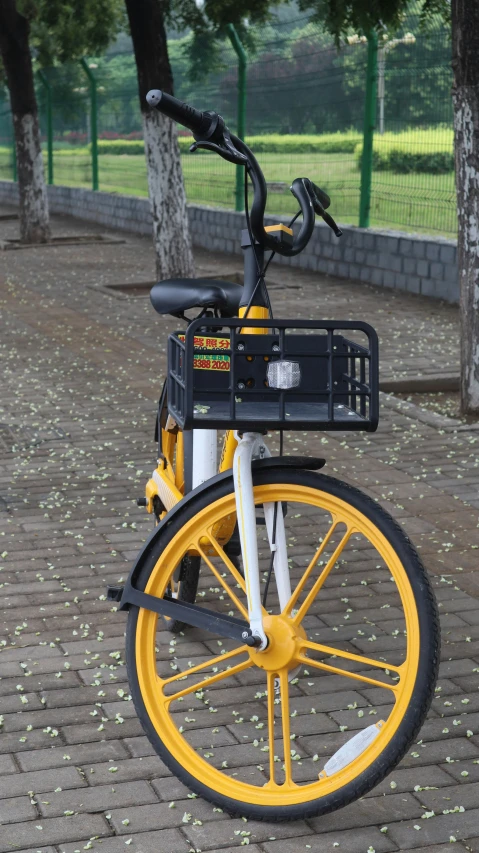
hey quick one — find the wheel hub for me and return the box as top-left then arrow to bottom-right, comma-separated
249,614 -> 306,671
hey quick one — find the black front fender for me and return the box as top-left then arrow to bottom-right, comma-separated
107,456 -> 325,611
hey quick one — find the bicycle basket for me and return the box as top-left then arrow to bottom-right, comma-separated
167,318 -> 379,432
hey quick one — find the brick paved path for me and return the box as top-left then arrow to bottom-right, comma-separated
1,208 -> 478,853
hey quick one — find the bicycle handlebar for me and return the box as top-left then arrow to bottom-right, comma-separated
232,135 -> 315,256
146,89 -> 342,255
146,89 -> 217,138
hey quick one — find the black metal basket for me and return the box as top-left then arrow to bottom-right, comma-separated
167,318 -> 379,432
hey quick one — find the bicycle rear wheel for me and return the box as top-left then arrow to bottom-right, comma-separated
126,469 -> 439,821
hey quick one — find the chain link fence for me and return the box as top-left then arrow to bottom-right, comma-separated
0,3 -> 455,236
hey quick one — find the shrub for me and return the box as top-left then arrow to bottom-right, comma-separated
240,132 -> 361,154
97,139 -> 145,155
54,147 -> 90,157
92,132 -> 362,156
354,128 -> 454,174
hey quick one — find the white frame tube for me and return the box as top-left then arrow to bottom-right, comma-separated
192,428 -> 217,489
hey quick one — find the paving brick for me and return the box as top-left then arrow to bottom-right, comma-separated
61,717 -> 143,744
182,817 -> 313,850
398,737 -> 479,767
81,756 -> 168,786
0,728 -> 67,755
58,828 -> 190,853
38,780 -> 158,817
261,828 -> 397,853
416,780 -> 479,811
387,806 -> 479,848
0,814 -> 110,853
309,792 -> 423,833
2,703 -> 97,733
363,765 -> 456,797
0,794 -> 37,823
0,766 -> 85,799
2,847 -> 57,853
0,753 -> 17,774
16,740 -> 129,771
108,796 -> 226,834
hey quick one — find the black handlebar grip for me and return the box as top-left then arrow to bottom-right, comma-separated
146,89 -> 213,137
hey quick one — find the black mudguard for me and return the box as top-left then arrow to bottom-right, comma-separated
108,456 -> 325,612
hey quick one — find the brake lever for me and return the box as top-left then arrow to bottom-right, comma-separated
319,206 -> 343,238
303,177 -> 343,237
190,127 -> 248,167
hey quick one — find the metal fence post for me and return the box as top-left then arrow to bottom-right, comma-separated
359,32 -> 378,229
80,58 -> 99,191
226,24 -> 246,212
38,70 -> 54,185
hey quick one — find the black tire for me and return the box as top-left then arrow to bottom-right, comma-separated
126,469 -> 440,821
163,554 -> 201,634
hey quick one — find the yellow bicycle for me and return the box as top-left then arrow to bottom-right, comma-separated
107,89 -> 440,821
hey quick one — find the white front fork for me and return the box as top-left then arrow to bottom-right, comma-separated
233,432 -> 291,649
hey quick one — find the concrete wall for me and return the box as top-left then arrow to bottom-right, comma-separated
0,180 -> 458,303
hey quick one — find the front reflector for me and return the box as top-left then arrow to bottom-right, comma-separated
321,721 -> 384,777
267,360 -> 301,389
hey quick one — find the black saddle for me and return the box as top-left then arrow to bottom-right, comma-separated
150,278 -> 243,318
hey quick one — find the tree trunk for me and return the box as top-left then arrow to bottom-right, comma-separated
452,0 -> 479,414
124,0 -> 194,280
0,0 -> 50,243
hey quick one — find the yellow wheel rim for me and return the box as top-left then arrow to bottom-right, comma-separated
135,483 -> 421,807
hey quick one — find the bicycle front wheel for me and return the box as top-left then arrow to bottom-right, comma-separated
126,469 -> 439,821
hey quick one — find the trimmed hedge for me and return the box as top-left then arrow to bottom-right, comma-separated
237,132 -> 361,154
354,129 -> 453,174
89,132 -> 362,157
97,139 -> 145,155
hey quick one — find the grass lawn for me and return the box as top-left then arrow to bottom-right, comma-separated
0,150 -> 456,237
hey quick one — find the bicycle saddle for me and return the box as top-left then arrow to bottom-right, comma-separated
150,278 -> 243,318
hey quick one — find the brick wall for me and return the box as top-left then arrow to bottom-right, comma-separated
0,180 -> 458,302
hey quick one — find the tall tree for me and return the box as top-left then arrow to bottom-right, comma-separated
0,0 -> 49,242
123,0 -> 282,280
299,0 -> 479,416
452,0 -> 479,414
0,0 -> 123,243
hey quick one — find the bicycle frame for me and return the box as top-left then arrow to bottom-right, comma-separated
142,229 -> 296,645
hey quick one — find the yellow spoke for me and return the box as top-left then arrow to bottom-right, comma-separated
163,658 -> 253,703
196,536 -> 248,619
267,671 -> 276,786
285,518 -> 340,614
297,653 -> 400,693
301,640 -> 402,675
204,534 -> 247,595
291,527 -> 352,624
279,670 -> 294,787
161,646 -> 246,686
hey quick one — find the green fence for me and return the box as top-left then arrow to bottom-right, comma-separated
0,3 -> 455,236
